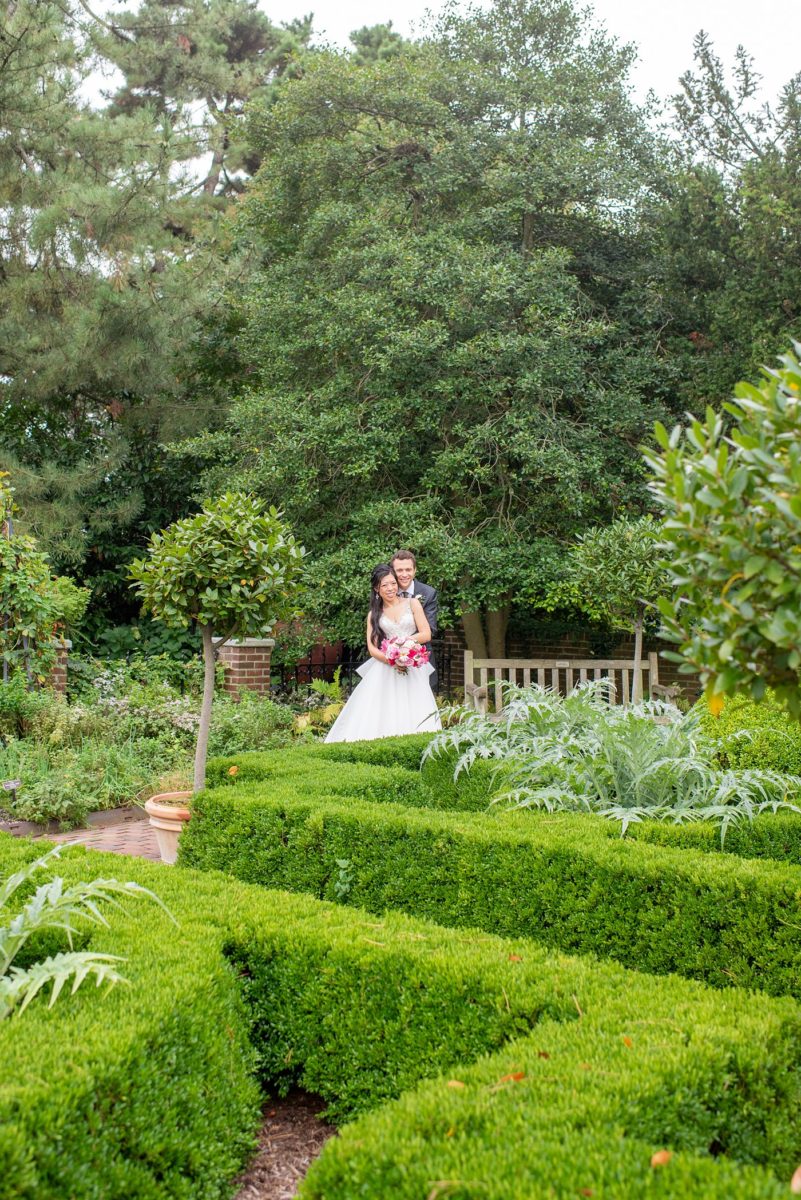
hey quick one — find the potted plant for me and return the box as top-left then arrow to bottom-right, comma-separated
130,493 -> 305,862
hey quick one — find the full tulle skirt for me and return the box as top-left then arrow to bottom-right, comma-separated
324,658 -> 441,743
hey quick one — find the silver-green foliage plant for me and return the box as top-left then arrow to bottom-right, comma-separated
0,845 -> 169,1018
425,682 -> 801,842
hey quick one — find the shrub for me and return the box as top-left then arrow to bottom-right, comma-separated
207,737 -> 801,860
428,682 -> 801,839
648,346 -> 801,715
0,735 -> 186,826
207,691 -> 294,756
1,845 -> 163,1019
0,837 -> 259,1200
1,834 -> 800,1199
208,737 -> 498,812
699,691 -> 801,775
0,675 -> 50,740
205,750 -> 432,809
181,772 -> 801,998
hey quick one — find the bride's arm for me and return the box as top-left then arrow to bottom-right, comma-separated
366,612 -> 391,663
409,597 -> 432,644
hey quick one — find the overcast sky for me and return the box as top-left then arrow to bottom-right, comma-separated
267,0 -> 800,105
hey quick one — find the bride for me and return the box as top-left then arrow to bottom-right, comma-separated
325,563 -> 442,743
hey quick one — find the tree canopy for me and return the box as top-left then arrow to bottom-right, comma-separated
183,0 -> 673,653
3,0 -> 801,657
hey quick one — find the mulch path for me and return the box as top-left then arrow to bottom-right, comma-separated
235,1092 -> 336,1200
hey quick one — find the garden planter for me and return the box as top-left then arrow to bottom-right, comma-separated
144,792 -> 192,865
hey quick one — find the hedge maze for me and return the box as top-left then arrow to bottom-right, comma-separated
4,734 -> 801,1197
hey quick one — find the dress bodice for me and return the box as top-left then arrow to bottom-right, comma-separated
379,601 -> 417,642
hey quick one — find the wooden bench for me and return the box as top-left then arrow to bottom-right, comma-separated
464,652 -> 661,714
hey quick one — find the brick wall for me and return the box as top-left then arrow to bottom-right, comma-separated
49,639 -> 70,695
214,638 -> 274,698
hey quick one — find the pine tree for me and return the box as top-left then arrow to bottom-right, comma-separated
0,0 -> 312,625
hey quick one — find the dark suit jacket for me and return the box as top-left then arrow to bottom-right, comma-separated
408,579 -> 438,635
407,579 -> 439,689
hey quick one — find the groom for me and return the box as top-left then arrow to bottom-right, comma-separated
391,550 -> 439,691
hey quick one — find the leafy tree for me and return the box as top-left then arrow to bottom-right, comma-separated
0,475 -> 89,684
130,494 -> 305,790
184,0 -> 664,656
638,34 -> 801,412
646,346 -> 801,716
563,516 -> 667,702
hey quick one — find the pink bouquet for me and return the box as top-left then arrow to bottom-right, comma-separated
381,637 -> 430,672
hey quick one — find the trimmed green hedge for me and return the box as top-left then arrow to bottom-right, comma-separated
0,839 -> 259,1200
2,835 -> 801,1199
180,780 -> 801,998
699,691 -> 801,775
627,810 -> 801,864
208,738 -> 801,858
208,738 -> 504,813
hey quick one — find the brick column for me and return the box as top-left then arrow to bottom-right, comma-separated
50,639 -> 71,695
213,638 -> 274,698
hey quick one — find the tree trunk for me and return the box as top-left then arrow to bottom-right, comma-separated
486,605 -> 511,659
203,129 -> 229,196
632,610 -> 644,705
194,623 -> 216,792
461,611 -> 488,659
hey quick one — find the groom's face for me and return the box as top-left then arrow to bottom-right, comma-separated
393,559 -> 415,591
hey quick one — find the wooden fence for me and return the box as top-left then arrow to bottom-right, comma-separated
463,652 -> 661,713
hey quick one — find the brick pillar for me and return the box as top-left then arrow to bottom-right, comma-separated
50,639 -> 71,695
213,638 -> 274,698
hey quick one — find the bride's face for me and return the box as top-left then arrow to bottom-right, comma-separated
376,574 -> 399,604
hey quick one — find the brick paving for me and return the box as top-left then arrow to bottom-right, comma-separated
2,807 -> 162,862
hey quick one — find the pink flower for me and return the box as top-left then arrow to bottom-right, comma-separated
380,637 -> 430,670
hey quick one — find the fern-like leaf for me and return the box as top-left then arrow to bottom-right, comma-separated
0,952 -> 128,1019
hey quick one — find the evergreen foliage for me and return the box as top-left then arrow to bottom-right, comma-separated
182,0 -> 669,654
648,348 -> 801,715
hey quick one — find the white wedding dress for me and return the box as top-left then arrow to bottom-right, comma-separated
325,602 -> 442,743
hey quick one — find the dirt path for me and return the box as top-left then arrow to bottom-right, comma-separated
235,1092 -> 336,1200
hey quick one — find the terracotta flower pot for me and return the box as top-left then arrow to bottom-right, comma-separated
144,792 -> 192,865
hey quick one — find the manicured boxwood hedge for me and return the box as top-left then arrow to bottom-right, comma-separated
699,691 -> 801,775
181,775 -> 801,998
628,810 -> 801,863
208,741 -> 501,811
208,737 -> 801,857
1,834 -> 800,1199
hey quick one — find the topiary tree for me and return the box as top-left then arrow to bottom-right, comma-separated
130,493 -> 305,791
646,346 -> 801,716
562,516 -> 667,702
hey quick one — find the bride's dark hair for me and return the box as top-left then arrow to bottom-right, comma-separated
369,563 -> 398,648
